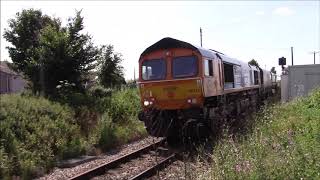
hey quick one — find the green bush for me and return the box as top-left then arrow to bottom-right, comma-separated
108,88 -> 146,145
114,120 -> 147,144
94,113 -> 146,151
89,85 -> 112,98
108,88 -> 141,124
90,88 -> 146,152
0,94 -> 85,179
55,83 -> 111,113
54,85 -> 112,137
95,114 -> 116,151
0,144 -> 10,179
205,89 -> 320,179
0,87 -> 147,179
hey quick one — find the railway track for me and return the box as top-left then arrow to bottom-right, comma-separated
68,138 -> 179,180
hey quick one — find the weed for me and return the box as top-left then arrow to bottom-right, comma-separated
195,89 -> 320,179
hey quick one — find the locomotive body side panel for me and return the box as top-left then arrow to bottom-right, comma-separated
234,65 -> 242,88
263,70 -> 272,88
202,58 -> 224,97
240,62 -> 252,87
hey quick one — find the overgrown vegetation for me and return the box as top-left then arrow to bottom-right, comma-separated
0,87 -> 146,179
89,88 -> 146,152
197,89 -> 320,179
1,7 -> 145,180
0,95 -> 84,178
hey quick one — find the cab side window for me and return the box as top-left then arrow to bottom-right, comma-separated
204,59 -> 213,76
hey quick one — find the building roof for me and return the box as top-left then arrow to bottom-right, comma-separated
0,61 -> 18,75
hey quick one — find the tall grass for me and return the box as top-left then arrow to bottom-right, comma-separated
199,89 -> 320,179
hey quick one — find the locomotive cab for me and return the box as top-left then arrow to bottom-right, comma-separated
138,45 -> 205,110
137,38 -> 213,138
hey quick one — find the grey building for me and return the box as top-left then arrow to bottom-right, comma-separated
281,64 -> 320,102
0,61 -> 27,94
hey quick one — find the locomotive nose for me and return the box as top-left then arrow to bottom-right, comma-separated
139,79 -> 203,110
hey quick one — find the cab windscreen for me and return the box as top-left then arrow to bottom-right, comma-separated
172,56 -> 198,78
142,59 -> 166,80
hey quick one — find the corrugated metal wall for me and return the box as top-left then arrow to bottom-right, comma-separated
281,64 -> 320,102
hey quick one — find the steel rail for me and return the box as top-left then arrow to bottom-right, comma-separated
129,153 -> 177,180
68,138 -> 166,180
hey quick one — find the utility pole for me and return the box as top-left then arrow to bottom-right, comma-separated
291,47 -> 294,66
200,27 -> 203,47
309,51 -> 320,64
313,51 -> 320,64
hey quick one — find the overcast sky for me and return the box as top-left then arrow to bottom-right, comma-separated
1,1 -> 319,80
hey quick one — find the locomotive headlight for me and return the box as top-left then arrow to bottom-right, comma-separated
187,98 -> 197,104
144,100 -> 150,106
191,98 -> 197,103
144,98 -> 155,106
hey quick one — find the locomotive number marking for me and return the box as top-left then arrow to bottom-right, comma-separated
163,86 -> 178,91
189,89 -> 200,93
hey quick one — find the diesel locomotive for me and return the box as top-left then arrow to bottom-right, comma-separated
137,37 -> 275,140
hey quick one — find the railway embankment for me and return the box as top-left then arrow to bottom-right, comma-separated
195,89 -> 320,179
0,88 -> 147,179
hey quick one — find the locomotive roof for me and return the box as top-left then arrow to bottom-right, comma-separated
140,37 -> 241,65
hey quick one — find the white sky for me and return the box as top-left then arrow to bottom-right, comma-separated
1,1 -> 320,80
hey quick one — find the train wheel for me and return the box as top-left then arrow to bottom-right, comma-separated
150,110 -> 163,136
196,122 -> 210,141
138,111 -> 145,122
142,108 -> 158,136
182,119 -> 210,146
145,110 -> 175,137
167,123 -> 181,146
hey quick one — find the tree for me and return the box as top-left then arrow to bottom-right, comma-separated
248,59 -> 260,68
3,9 -> 60,94
97,45 -> 125,88
65,10 -> 99,89
270,67 -> 276,74
3,9 -> 99,97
